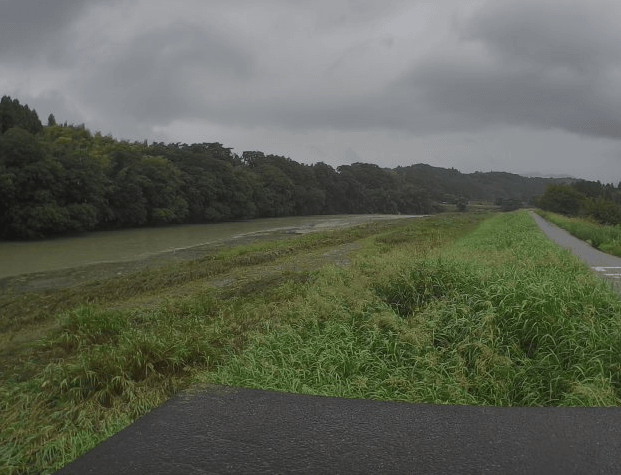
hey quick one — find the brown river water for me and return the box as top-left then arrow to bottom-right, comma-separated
0,214 -> 420,280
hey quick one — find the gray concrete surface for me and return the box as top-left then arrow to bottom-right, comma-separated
57,385 -> 621,475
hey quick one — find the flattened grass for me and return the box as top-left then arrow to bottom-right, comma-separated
0,218 -> 421,333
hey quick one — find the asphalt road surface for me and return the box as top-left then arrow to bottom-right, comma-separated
530,211 -> 621,293
56,212 -> 621,475
57,385 -> 621,475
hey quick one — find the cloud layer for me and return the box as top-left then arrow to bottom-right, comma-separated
2,0 -> 621,181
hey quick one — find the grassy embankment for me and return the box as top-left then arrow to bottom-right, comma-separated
2,214 -> 481,474
536,210 -> 621,257
3,211 -> 621,474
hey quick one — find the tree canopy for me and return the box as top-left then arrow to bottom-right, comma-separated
0,95 -> 577,239
0,96 -> 43,135
537,180 -> 621,225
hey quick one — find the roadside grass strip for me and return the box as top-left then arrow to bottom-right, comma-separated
210,212 -> 621,407
536,210 -> 621,257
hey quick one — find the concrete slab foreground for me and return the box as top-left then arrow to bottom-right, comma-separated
58,385 -> 621,474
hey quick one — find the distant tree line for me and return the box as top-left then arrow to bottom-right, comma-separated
0,95 -> 564,239
537,181 -> 621,225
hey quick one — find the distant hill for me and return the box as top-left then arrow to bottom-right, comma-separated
395,164 -> 574,203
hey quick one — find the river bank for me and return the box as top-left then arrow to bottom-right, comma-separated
0,214 -> 420,293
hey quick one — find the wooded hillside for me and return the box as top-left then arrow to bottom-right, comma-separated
0,95 -> 571,239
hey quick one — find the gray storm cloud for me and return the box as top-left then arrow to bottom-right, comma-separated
72,21 -> 256,125
0,0 -> 125,65
398,0 -> 621,138
2,0 -> 621,180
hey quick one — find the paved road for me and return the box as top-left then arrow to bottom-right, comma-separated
56,212 -> 621,475
57,385 -> 621,475
530,211 -> 621,292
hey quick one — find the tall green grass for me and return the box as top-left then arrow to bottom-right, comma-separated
5,211 -> 621,474
536,210 -> 621,256
210,212 -> 621,407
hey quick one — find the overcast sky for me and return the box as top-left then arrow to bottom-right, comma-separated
3,0 -> 621,182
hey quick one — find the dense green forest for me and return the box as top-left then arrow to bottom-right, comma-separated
0,95 -> 569,239
537,180 -> 621,225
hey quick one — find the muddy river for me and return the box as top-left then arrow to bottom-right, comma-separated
0,214 -> 420,280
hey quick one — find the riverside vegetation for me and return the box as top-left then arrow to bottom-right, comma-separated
4,211 -> 621,474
